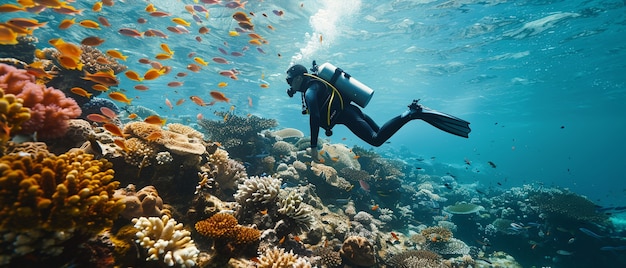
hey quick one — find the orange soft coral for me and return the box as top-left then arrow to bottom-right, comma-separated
0,63 -> 81,139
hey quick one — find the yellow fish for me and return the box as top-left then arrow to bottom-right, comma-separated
229,30 -> 239,37
171,17 -> 191,27
108,92 -> 133,105
106,49 -> 128,61
78,19 -> 101,29
217,82 -> 228,88
124,70 -> 144,82
58,18 -> 76,29
0,25 -> 18,45
193,56 -> 208,66
160,43 -> 174,55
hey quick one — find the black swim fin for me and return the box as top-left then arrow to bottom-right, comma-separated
409,100 -> 471,138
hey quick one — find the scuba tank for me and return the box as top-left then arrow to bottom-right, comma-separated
312,61 -> 374,108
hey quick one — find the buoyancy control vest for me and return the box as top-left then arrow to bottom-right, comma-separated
302,61 -> 376,136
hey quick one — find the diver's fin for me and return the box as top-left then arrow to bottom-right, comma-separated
409,100 -> 471,138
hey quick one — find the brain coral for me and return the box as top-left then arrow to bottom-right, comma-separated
0,63 -> 81,139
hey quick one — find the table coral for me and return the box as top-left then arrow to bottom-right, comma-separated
132,215 -> 199,268
0,150 -> 124,264
0,63 -> 81,139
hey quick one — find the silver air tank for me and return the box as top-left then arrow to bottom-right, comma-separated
316,62 -> 374,108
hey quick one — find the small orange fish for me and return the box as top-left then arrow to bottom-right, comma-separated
190,96 -> 206,106
248,39 -> 262,46
171,17 -> 191,27
145,3 -> 156,12
91,84 -> 109,92
278,236 -> 285,244
175,98 -> 185,106
160,43 -> 174,55
198,26 -> 210,34
82,69 -> 118,86
194,57 -> 208,66
134,85 -> 149,91
391,232 -> 399,241
217,82 -> 228,88
260,209 -> 268,215
260,83 -> 269,88
58,18 -> 76,29
7,18 -> 47,28
92,1 -> 102,12
96,57 -> 110,64
78,19 -> 101,29
108,92 -> 132,104
125,70 -> 143,81
353,155 -> 360,159
107,50 -> 128,61
371,204 -> 379,211
70,87 -> 92,98
81,36 -> 105,46
331,157 -> 339,162
58,55 -> 83,70
143,68 -> 163,80
187,63 -> 201,72
128,113 -> 138,119
0,4 -> 25,13
98,16 -> 111,27
167,81 -> 183,87
100,107 -> 117,119
209,90 -> 230,103
114,139 -> 128,151
145,131 -> 163,141
165,98 -> 173,110
294,236 -> 301,243
144,115 -> 166,125
103,123 -> 125,137
155,53 -> 172,60
86,114 -> 111,123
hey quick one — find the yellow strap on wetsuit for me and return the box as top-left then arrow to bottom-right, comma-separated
304,73 -> 344,126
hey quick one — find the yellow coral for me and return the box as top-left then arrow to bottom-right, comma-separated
195,213 -> 238,238
194,213 -> 260,258
0,88 -> 31,144
0,150 -> 124,234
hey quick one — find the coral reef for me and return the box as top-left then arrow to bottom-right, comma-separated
123,122 -> 206,156
194,213 -> 260,259
529,191 -> 608,224
204,148 -> 247,196
0,150 -> 124,264
257,247 -> 312,268
340,236 -> 377,266
310,162 -> 353,191
234,175 -> 282,217
113,184 -> 169,219
386,250 -> 445,268
132,215 -> 199,267
0,63 -> 81,139
277,190 -> 315,235
318,143 -> 361,170
444,202 -> 485,215
0,88 -> 31,147
421,226 -> 453,243
198,111 -> 277,159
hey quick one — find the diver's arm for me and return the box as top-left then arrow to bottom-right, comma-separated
304,83 -> 322,149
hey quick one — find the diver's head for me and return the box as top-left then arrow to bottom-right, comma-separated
286,64 -> 308,97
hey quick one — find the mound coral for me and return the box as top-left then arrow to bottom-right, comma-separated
194,213 -> 260,258
340,236 -> 377,266
0,88 -> 30,145
0,63 -> 81,139
0,150 -> 124,264
133,215 -> 199,267
423,238 -> 470,257
113,184 -> 168,219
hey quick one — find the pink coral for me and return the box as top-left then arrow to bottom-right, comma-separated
0,63 -> 81,138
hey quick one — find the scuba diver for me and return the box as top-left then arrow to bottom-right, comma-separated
285,62 -> 471,156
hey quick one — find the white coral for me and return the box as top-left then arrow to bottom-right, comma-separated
278,191 -> 315,233
235,175 -> 282,206
132,215 -> 199,267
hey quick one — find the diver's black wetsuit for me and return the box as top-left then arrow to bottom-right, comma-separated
304,80 -> 412,147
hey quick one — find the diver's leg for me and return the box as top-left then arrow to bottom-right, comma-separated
340,105 -> 411,147
362,113 -> 380,132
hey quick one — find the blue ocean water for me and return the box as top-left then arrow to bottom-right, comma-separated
2,0 -> 626,266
